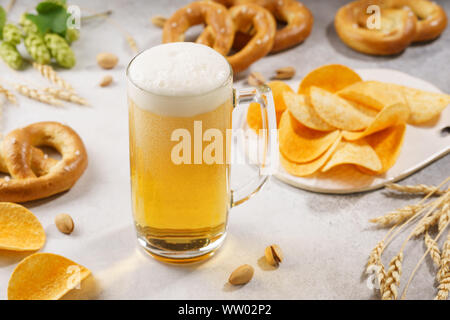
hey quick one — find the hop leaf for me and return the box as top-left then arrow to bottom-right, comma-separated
25,1 -> 69,36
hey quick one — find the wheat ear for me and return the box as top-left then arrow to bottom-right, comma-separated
385,183 -> 447,196
14,84 -> 63,106
424,231 -> 441,267
437,231 -> 450,283
0,84 -> 17,104
438,202 -> 450,232
43,87 -> 88,106
413,194 -> 450,236
33,63 -> 75,92
382,253 -> 403,300
401,219 -> 450,299
370,204 -> 425,227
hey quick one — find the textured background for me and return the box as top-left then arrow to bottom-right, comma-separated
0,0 -> 448,300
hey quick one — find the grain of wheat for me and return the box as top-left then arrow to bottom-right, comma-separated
425,231 -> 441,267
43,87 -> 88,105
33,63 -> 75,92
0,84 -> 17,104
382,253 -> 403,300
370,204 -> 423,227
385,183 -> 447,196
15,84 -> 63,106
413,194 -> 449,236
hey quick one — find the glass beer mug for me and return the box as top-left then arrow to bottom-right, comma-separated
127,43 -> 277,262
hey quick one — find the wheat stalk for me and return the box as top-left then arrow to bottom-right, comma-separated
0,84 -> 17,104
385,183 -> 447,196
33,63 -> 75,92
424,231 -> 441,267
382,253 -> 403,300
43,87 -> 88,106
14,84 -> 63,106
370,204 -> 424,227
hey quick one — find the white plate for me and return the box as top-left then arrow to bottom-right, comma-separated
244,68 -> 450,194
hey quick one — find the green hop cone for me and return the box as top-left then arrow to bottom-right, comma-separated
0,42 -> 23,69
44,33 -> 76,68
65,28 -> 80,44
3,24 -> 22,46
25,33 -> 51,65
20,13 -> 38,35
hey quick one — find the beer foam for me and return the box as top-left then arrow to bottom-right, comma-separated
127,43 -> 232,117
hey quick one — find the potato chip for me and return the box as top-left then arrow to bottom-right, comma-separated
342,103 -> 409,141
338,81 -> 406,111
283,91 -> 335,131
279,110 -> 341,163
309,86 -> 377,131
280,133 -> 342,177
298,64 -> 362,94
363,124 -> 406,174
0,202 -> 45,251
8,253 -> 91,300
321,140 -> 382,173
400,86 -> 450,124
339,81 -> 450,124
247,81 -> 294,131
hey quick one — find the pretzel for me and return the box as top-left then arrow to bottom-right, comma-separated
226,4 -> 276,72
386,0 -> 447,42
215,0 -> 313,53
198,4 -> 276,72
0,122 -> 88,203
334,0 -> 447,56
162,1 -> 235,56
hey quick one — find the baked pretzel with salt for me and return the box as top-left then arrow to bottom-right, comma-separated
0,122 -> 88,203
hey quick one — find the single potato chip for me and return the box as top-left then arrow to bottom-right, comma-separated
342,103 -> 409,141
280,133 -> 342,176
321,140 -> 382,173
339,81 -> 450,124
247,81 -> 294,131
8,253 -> 91,300
362,124 -> 406,174
400,86 -> 450,124
298,64 -> 362,94
279,110 -> 341,163
283,91 -> 335,131
309,86 -> 377,131
0,202 -> 45,251
338,81 -> 406,111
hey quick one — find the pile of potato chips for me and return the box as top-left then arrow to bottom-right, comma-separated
247,64 -> 450,177
0,202 -> 90,300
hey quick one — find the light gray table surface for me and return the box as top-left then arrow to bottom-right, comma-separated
0,0 -> 448,300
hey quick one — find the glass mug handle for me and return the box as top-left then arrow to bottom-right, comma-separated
231,85 -> 278,207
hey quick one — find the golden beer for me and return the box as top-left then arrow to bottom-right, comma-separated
129,98 -> 232,259
127,43 -> 277,262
